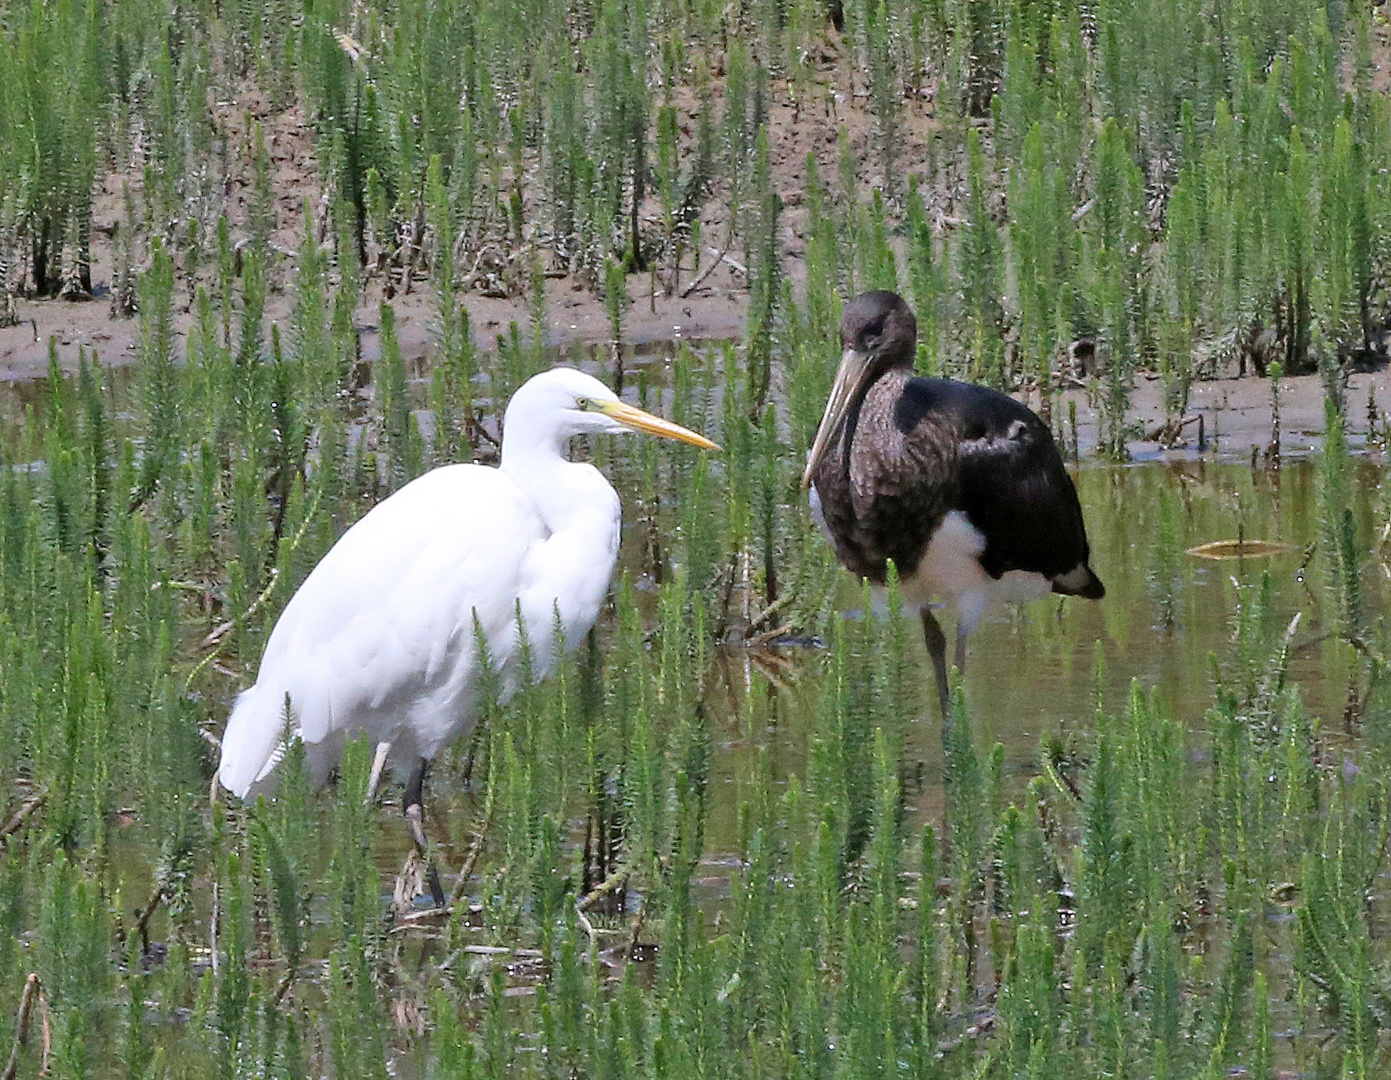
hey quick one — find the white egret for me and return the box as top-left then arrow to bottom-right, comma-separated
217,367 -> 719,904
803,291 -> 1103,717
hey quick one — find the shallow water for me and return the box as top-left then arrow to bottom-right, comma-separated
360,453 -> 1381,903
690,457 -> 1378,859
3,357 -> 1376,849
5,342 -> 1388,1078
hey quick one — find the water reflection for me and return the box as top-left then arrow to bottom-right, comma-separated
699,458 -> 1381,849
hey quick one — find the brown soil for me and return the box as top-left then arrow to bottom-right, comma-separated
1057,370 -> 1389,460
3,37 -> 1389,460
2,29 -> 979,380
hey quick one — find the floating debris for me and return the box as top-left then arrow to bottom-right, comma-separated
1185,538 -> 1300,560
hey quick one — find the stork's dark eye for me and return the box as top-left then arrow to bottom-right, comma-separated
861,318 -> 885,346
576,397 -> 590,410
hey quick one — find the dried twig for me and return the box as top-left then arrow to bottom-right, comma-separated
575,905 -> 596,947
625,905 -> 647,964
0,793 -> 45,845
2,973 -> 50,1080
186,485 -> 324,687
680,244 -> 741,298
747,624 -> 794,652
1143,413 -> 1201,444
133,883 -> 169,957
447,784 -> 496,907
745,592 -> 794,637
576,869 -> 627,912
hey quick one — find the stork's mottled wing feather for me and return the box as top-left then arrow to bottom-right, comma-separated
897,378 -> 1095,583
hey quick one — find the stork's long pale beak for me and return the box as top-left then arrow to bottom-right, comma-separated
599,399 -> 721,451
801,348 -> 871,488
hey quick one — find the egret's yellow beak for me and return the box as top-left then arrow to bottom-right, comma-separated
801,347 -> 871,488
598,400 -> 721,451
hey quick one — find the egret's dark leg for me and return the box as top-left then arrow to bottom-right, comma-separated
920,607 -> 951,718
404,757 -> 446,909
954,624 -> 969,682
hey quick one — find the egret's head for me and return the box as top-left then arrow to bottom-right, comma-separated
802,291 -> 918,487
503,367 -> 719,456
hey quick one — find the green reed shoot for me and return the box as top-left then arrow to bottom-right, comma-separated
1,1 -> 1391,1075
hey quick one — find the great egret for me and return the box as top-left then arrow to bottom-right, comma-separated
803,291 -> 1103,716
218,366 -> 719,904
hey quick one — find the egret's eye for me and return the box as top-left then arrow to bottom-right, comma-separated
576,396 -> 590,410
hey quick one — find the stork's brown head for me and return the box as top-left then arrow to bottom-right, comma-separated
802,291 -> 919,487
840,290 -> 917,367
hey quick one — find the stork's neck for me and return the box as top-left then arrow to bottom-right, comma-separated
843,366 -> 914,463
867,364 -> 915,399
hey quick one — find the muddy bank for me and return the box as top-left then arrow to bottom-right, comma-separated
3,57 -> 1387,463
1057,369 -> 1389,461
3,282 -> 1388,462
0,265 -> 750,379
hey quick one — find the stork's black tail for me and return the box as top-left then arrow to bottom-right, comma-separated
1052,563 -> 1105,599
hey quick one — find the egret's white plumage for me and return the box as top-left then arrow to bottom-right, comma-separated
218,367 -> 717,801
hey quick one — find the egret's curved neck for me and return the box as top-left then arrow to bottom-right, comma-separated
500,428 -> 620,546
499,430 -> 621,666
500,404 -> 574,469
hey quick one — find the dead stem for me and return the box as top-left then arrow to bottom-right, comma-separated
186,484 -> 325,687
745,591 -> 794,636
576,869 -> 627,913
447,784 -> 497,908
2,974 -> 49,1080
133,883 -> 169,958
679,242 -> 737,299
576,869 -> 628,960
0,793 -> 45,846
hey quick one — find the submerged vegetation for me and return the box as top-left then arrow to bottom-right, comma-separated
0,308 -> 1388,1077
0,0 -> 1390,1076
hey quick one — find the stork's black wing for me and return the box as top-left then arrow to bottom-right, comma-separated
896,378 -> 1101,592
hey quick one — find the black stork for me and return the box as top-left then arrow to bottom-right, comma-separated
802,290 -> 1104,717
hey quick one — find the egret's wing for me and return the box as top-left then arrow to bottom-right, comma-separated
218,465 -> 543,796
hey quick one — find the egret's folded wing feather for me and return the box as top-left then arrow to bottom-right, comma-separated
218,465 -> 544,796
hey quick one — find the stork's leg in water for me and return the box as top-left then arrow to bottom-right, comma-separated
920,608 -> 951,719
404,758 -> 447,909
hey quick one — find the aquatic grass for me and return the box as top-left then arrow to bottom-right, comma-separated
1315,395 -> 1383,726
1,5 -> 1391,1073
0,483 -> 1382,1078
1296,780 -> 1387,1076
3,0 -> 1391,389
960,128 -> 1005,388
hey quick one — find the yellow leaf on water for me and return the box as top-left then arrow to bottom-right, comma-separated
1185,538 -> 1300,560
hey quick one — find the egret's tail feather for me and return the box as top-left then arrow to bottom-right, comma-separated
217,684 -> 295,799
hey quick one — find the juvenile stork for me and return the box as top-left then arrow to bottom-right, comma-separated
803,291 -> 1104,716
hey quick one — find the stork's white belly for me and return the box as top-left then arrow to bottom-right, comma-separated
900,510 -> 1051,634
